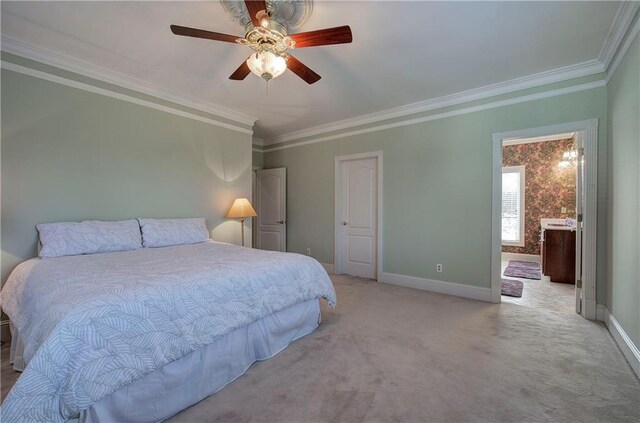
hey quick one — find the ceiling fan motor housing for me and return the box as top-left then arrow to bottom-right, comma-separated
237,20 -> 295,56
220,0 -> 313,33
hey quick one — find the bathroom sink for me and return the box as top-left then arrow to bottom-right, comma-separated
541,218 -> 576,231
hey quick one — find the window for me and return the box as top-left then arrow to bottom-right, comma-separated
502,166 -> 525,246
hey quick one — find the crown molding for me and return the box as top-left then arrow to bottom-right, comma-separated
263,80 -> 605,152
606,7 -> 640,83
2,60 -> 253,135
262,59 -> 604,146
598,1 -> 640,72
252,137 -> 265,152
3,2 -> 633,150
262,4 -> 637,148
1,35 -> 257,128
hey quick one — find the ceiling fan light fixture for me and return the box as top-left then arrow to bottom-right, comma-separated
246,51 -> 287,81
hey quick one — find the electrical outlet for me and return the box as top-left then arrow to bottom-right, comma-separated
561,207 -> 567,213
436,264 -> 443,272
306,248 -> 311,256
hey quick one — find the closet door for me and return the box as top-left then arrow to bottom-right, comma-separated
256,168 -> 286,252
338,158 -> 377,279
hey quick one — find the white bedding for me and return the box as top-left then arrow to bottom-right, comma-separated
0,241 -> 336,422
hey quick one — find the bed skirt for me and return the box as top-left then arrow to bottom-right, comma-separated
70,298 -> 321,422
8,322 -> 26,371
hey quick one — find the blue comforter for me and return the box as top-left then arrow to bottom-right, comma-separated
0,241 -> 336,422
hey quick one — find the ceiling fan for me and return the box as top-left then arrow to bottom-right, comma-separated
170,0 -> 352,84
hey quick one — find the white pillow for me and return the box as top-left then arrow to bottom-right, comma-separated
138,218 -> 209,248
37,219 -> 142,258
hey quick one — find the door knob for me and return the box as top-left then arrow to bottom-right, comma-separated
341,221 -> 348,226
277,220 -> 285,224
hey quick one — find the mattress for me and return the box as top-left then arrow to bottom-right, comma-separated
1,241 -> 336,422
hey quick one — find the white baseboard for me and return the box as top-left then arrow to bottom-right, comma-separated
321,263 -> 335,274
604,307 -> 640,379
501,252 -> 541,263
381,272 -> 491,302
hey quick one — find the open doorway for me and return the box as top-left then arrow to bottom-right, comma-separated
500,134 -> 578,314
491,120 -> 598,320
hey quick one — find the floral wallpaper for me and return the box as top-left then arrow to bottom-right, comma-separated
502,138 -> 576,255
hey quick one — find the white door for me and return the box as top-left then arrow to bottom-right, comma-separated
256,168 -> 286,252
338,158 -> 377,278
575,134 -> 584,314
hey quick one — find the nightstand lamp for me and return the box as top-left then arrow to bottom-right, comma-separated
226,198 -> 257,247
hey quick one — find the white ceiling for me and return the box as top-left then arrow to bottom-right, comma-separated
1,1 -> 620,141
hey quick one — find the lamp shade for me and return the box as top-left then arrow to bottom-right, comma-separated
226,198 -> 257,218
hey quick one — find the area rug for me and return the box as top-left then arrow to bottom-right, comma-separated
503,260 -> 541,280
501,279 -> 524,297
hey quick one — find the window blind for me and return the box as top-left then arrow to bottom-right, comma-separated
502,170 -> 522,243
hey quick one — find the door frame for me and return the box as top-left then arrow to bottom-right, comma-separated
251,166 -> 262,248
334,151 -> 383,281
491,119 -> 598,320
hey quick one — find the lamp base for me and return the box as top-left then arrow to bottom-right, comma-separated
240,217 -> 245,247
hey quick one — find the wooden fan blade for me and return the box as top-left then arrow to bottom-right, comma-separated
170,25 -> 239,43
291,26 -> 352,48
229,59 -> 251,80
245,0 -> 267,27
287,55 -> 321,84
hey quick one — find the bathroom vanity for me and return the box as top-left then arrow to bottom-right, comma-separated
540,219 -> 576,284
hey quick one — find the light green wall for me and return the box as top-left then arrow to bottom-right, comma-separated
2,52 -> 253,132
253,150 -> 264,168
606,33 -> 639,347
1,68 -> 252,286
265,84 -> 608,302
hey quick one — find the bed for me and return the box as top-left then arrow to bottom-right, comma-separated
0,240 -> 336,422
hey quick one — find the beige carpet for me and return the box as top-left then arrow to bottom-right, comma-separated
2,275 -> 639,422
